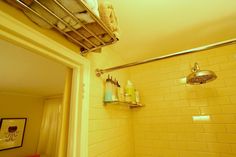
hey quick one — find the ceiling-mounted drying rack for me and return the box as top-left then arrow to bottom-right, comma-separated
8,0 -> 118,55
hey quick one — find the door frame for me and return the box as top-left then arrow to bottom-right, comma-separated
0,8 -> 90,157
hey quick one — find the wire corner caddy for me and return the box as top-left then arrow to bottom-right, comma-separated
5,0 -> 119,55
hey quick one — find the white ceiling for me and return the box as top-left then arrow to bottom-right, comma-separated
109,0 -> 236,62
0,39 -> 66,96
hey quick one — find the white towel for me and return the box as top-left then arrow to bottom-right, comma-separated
57,12 -> 95,32
84,0 -> 99,17
24,0 -> 98,29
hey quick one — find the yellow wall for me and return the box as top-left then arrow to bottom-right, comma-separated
0,2 -> 135,157
87,48 -> 135,157
130,45 -> 236,157
0,93 -> 44,157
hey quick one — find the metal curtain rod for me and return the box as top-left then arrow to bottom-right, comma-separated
96,38 -> 236,77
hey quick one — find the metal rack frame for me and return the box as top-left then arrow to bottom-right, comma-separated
14,0 -> 118,55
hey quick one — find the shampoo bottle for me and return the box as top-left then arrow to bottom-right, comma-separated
112,78 -> 118,101
125,80 -> 135,103
104,75 -> 112,102
117,81 -> 124,102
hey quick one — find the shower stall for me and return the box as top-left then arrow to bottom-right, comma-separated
95,39 -> 236,157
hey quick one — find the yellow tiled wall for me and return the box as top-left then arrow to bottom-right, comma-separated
87,48 -> 135,157
130,45 -> 236,157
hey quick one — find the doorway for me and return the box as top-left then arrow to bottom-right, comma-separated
0,8 -> 90,157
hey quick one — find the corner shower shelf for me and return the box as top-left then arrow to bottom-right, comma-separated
104,101 -> 144,109
6,0 -> 118,55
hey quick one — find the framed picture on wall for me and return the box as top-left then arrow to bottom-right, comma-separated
0,118 -> 27,151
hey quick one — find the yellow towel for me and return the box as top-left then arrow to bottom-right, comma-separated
99,0 -> 119,37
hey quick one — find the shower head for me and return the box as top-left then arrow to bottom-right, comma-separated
186,63 -> 217,85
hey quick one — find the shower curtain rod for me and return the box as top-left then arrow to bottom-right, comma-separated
96,38 -> 236,77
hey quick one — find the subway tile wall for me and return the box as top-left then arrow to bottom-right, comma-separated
87,47 -> 135,157
130,45 -> 236,157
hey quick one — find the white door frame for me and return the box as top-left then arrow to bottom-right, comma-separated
0,9 -> 90,157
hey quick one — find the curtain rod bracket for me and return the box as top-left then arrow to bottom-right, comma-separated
96,69 -> 104,77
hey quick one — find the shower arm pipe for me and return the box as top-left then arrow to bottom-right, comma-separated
96,38 -> 236,77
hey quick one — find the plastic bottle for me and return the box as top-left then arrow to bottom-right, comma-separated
135,90 -> 140,104
110,76 -> 114,100
112,78 -> 118,101
117,81 -> 124,102
125,80 -> 135,103
104,75 -> 113,102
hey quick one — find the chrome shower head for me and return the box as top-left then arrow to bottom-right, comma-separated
186,63 -> 217,85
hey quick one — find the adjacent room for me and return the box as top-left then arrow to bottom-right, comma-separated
0,39 -> 70,157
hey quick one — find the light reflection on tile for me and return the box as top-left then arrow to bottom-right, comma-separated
192,115 -> 211,121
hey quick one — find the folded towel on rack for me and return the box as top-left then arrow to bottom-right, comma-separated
84,0 -> 99,17
24,0 -> 61,28
67,22 -> 106,38
55,0 -> 100,32
23,0 -> 98,29
99,0 -> 119,38
79,22 -> 107,37
56,12 -> 95,32
80,34 -> 114,49
66,22 -> 115,50
66,22 -> 105,48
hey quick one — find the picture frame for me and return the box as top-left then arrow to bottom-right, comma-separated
0,118 -> 27,151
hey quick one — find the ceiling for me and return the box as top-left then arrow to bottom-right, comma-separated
0,39 -> 66,96
109,0 -> 236,62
